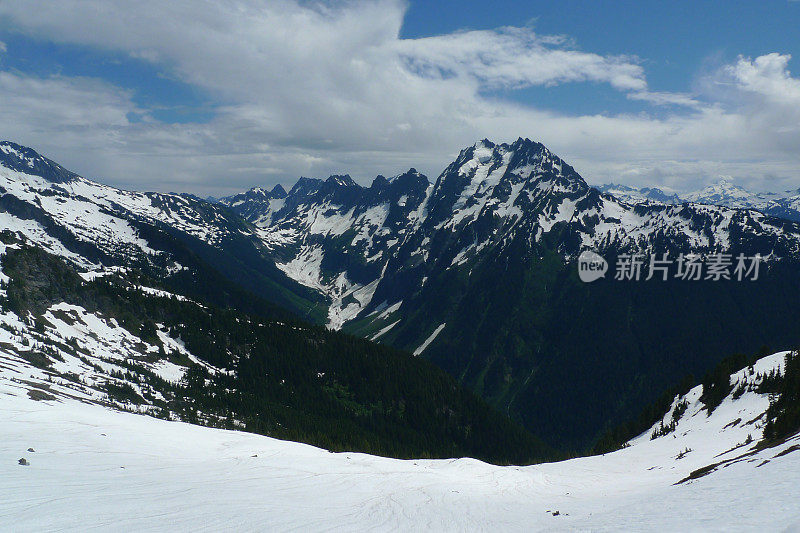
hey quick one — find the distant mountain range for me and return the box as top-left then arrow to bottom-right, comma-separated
4,138 -> 800,450
596,178 -> 800,221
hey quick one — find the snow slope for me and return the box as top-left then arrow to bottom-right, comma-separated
2,350 -> 800,531
0,141 -> 325,319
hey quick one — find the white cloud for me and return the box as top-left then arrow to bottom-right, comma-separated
0,41 -> 6,54
0,72 -> 136,128
0,1 -> 799,195
627,90 -> 701,108
395,26 -> 647,91
726,53 -> 800,106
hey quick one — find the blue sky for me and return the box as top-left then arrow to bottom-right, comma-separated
0,1 -> 799,195
405,1 -> 800,86
404,0 -> 800,116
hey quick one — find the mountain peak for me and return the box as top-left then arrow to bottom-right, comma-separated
510,136 -> 544,150
371,175 -> 389,189
596,183 -> 681,204
289,176 -> 323,196
389,168 -> 426,182
442,138 -> 583,188
325,174 -> 358,188
0,141 -> 78,184
684,176 -> 753,205
242,184 -> 287,199
705,176 -> 745,192
461,138 -> 552,162
270,184 -> 288,198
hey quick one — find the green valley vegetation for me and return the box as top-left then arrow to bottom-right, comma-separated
593,347 -> 799,454
1,243 -> 553,465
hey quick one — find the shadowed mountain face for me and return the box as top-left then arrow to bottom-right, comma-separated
4,138 -> 800,450
223,138 -> 800,450
0,142 -> 80,183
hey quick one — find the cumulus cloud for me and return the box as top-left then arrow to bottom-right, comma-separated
0,0 -> 799,195
726,53 -> 800,106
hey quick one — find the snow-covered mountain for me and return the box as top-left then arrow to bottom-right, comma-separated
684,178 -> 800,222
223,137 -> 800,449
0,236 -> 247,424
3,337 -> 799,530
598,177 -> 800,222
223,139 -> 800,330
5,138 -> 800,450
220,183 -> 288,225
0,141 -> 239,264
0,141 -> 324,319
224,167 -> 431,328
682,177 -> 780,208
4,139 -> 800,529
595,183 -> 681,204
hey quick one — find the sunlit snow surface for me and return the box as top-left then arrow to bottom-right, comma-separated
0,160 -> 248,273
2,350 -> 800,531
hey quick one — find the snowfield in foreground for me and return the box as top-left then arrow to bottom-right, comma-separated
2,353 -> 800,532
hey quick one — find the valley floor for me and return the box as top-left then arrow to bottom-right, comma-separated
2,370 -> 800,532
